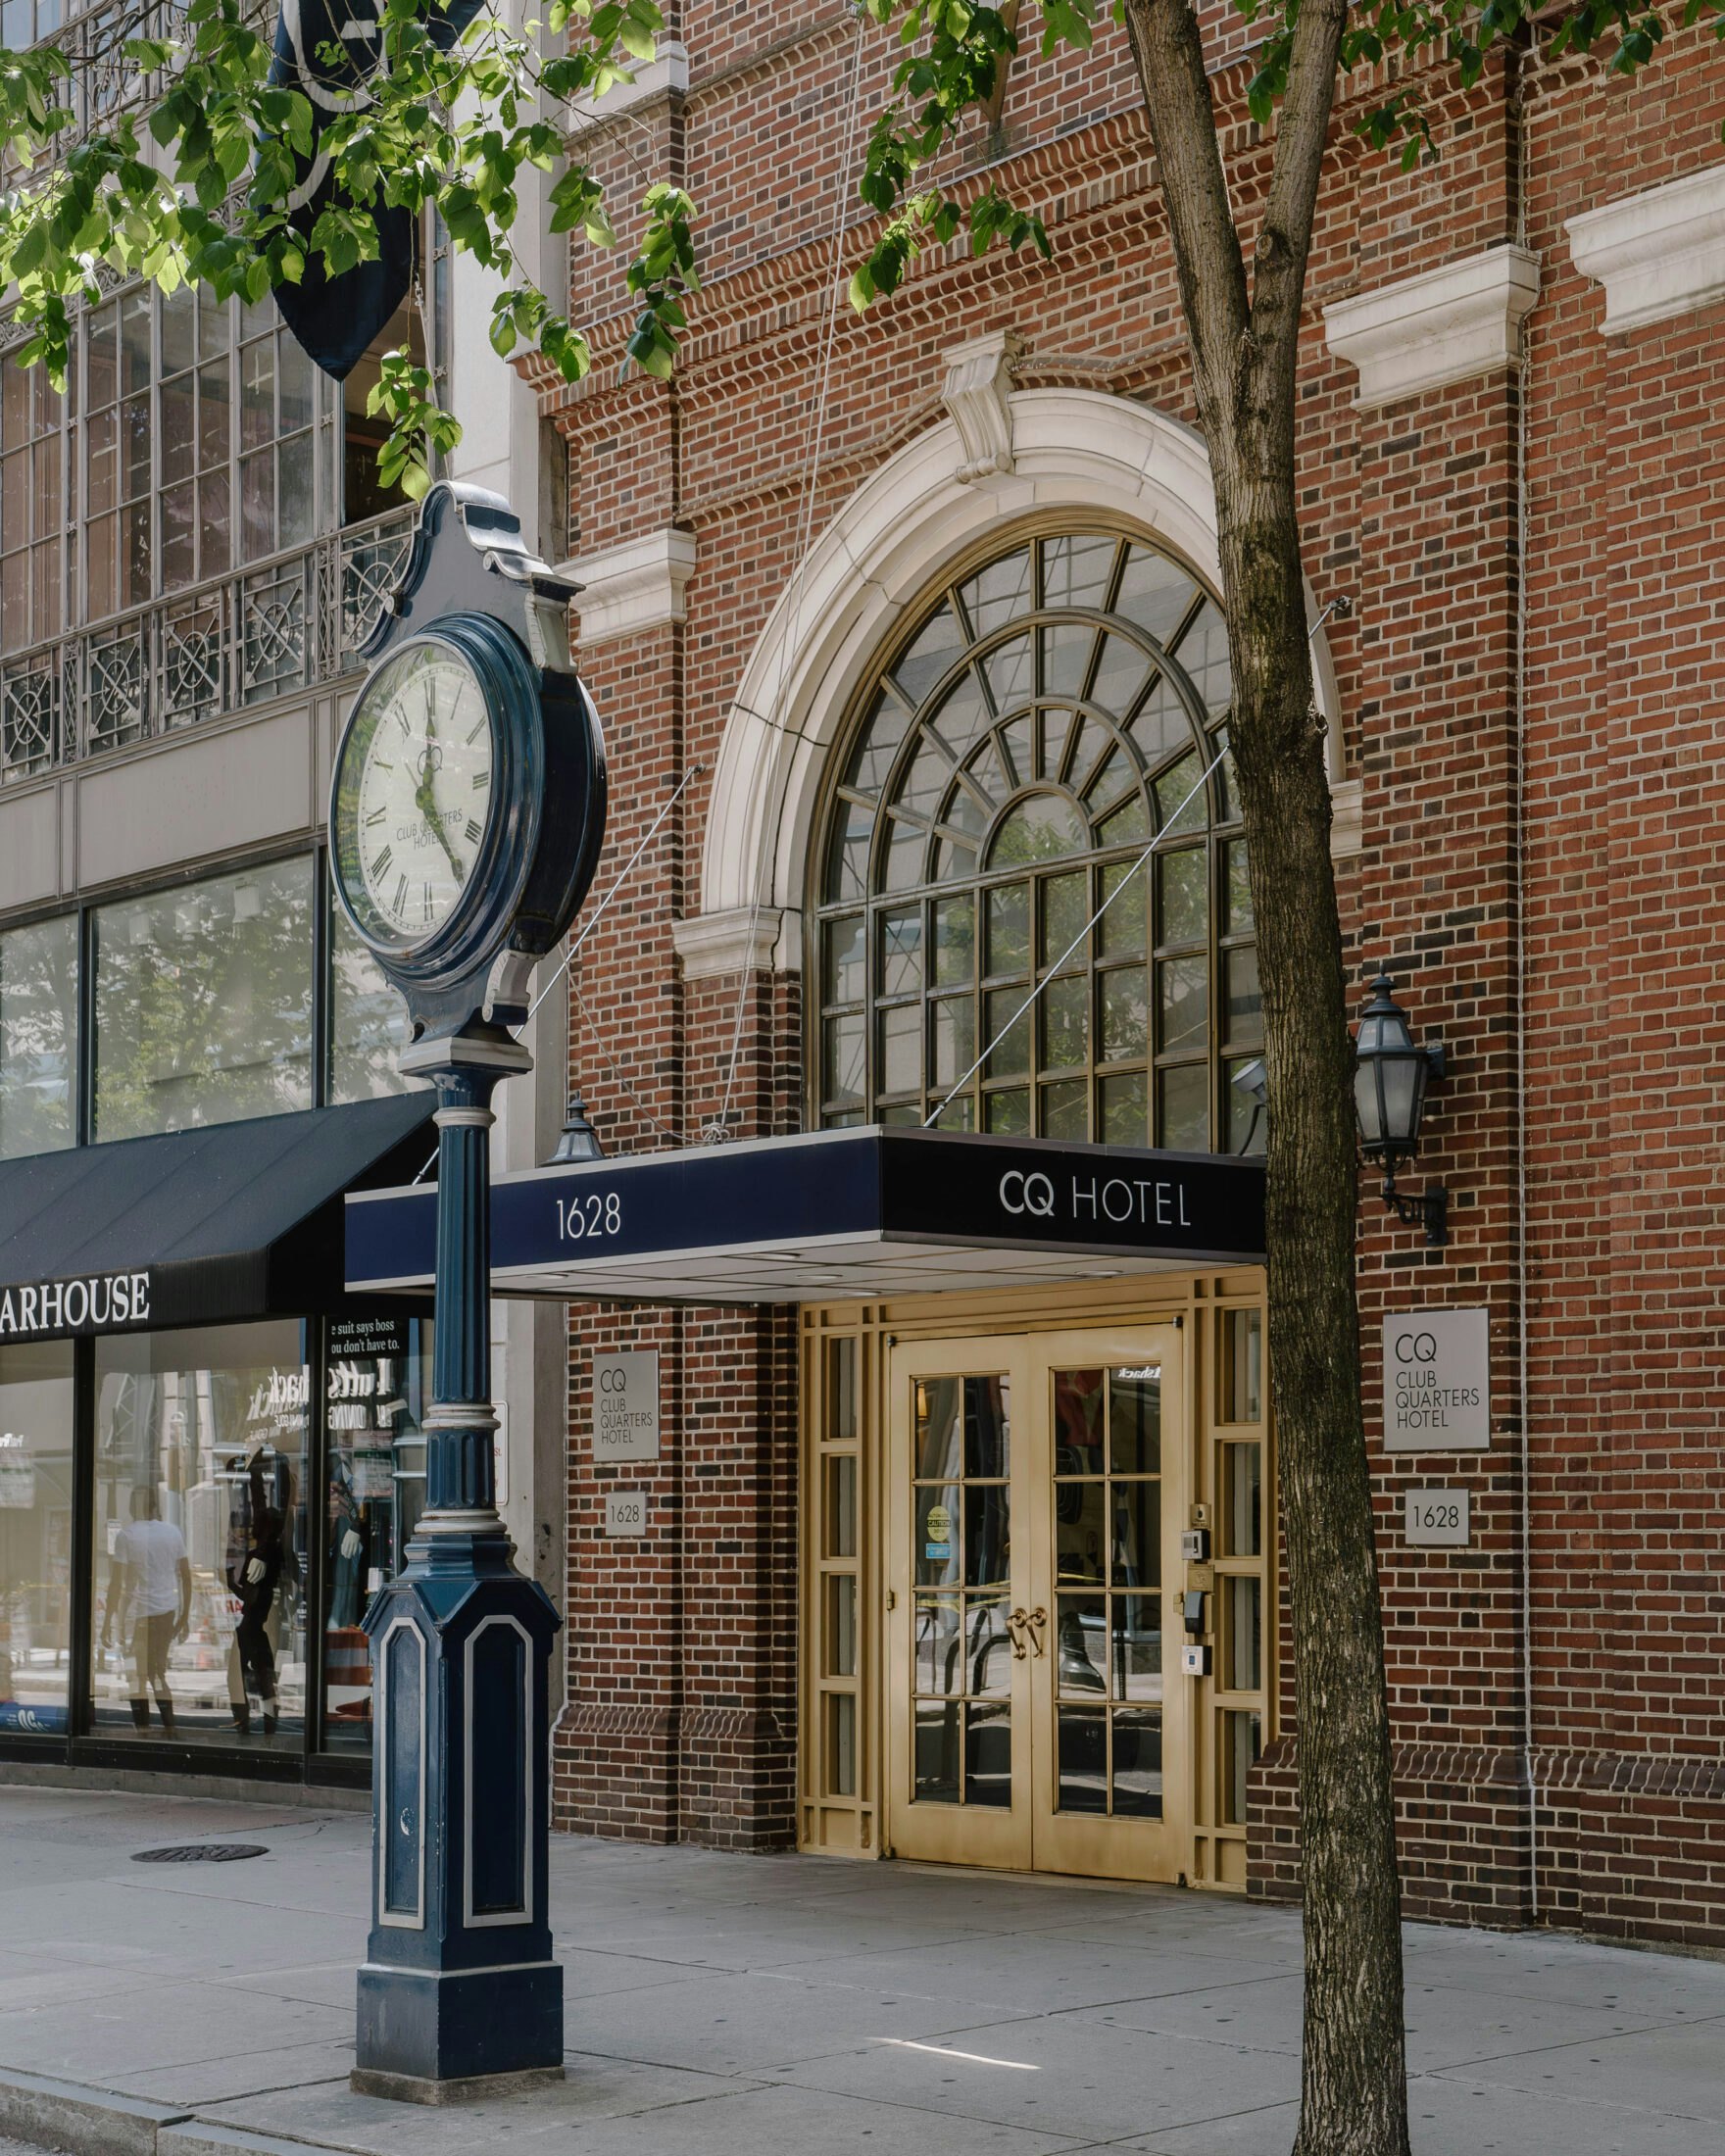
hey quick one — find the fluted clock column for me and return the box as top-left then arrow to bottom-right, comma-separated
354,1041 -> 564,2101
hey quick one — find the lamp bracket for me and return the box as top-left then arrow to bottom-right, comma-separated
1380,1173 -> 1449,1249
1424,1040 -> 1448,1084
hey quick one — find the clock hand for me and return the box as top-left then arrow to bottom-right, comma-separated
412,737 -> 466,886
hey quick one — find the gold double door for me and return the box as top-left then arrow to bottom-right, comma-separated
886,1327 -> 1188,1882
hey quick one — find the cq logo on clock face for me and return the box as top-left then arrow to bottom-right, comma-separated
999,1170 -> 1056,1217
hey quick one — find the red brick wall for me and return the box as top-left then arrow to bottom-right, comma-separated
540,6 -> 1725,1928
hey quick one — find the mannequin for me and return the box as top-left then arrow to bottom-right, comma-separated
224,1442 -> 295,1736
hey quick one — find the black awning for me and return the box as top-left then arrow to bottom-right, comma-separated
346,1127 -> 1265,1307
0,1094 -> 436,1343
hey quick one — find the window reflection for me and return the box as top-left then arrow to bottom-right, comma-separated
0,1343 -> 74,1734
320,1313 -> 429,1751
93,858 -> 315,1141
0,912 -> 77,1160
92,1323 -> 309,1744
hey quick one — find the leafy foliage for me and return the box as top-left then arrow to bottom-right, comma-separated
0,0 -> 692,494
850,0 -> 1725,304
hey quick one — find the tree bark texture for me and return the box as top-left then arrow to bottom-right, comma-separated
1122,5 -> 1411,2153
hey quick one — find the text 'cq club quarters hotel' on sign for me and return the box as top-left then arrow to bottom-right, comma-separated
6,13 -> 1725,1953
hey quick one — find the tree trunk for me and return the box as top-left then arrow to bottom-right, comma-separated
1122,4 -> 1411,2151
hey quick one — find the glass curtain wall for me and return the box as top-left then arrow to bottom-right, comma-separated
0,1342 -> 74,1734
91,1322 -> 310,1745
0,911 -> 77,1159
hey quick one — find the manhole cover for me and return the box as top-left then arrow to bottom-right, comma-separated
132,1843 -> 269,1864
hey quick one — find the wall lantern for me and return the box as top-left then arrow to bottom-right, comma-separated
548,1092 -> 605,1164
1353,973 -> 1449,1247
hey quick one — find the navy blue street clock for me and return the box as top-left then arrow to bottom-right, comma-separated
329,482 -> 606,1051
331,482 -> 603,2103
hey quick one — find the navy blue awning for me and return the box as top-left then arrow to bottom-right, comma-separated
346,1128 -> 1265,1307
0,1095 -> 436,1343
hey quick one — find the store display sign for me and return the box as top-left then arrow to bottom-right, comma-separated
593,1350 -> 661,1462
0,1268 -> 152,1340
1383,1308 -> 1491,1450
327,1315 -> 410,1360
1405,1488 -> 1472,1548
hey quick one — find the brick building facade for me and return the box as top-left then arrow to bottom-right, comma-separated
526,8 -> 1725,1947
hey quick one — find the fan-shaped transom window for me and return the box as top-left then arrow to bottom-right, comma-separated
812,525 -> 1264,1152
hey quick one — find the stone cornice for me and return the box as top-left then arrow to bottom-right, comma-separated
1566,163 -> 1725,333
1323,244 -> 1541,409
563,528 -> 697,646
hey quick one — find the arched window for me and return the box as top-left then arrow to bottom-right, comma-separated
812,524 -> 1263,1152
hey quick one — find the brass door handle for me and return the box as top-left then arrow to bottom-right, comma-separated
1007,1607 -> 1030,1659
1008,1605 -> 1048,1659
1023,1605 -> 1047,1658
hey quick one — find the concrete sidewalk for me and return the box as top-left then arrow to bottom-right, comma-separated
0,1787 -> 1722,2155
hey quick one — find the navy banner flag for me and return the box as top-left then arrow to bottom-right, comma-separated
268,0 -> 481,381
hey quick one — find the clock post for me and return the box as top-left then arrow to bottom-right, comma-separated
329,483 -> 606,2101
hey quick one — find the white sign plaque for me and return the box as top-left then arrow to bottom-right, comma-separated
604,1489 -> 648,1538
1404,1487 -> 1472,1547
593,1349 -> 661,1462
1382,1307 -> 1491,1450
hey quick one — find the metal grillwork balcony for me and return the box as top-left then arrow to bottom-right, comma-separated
0,507 -> 416,786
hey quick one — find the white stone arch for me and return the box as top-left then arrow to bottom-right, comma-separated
682,388 -> 1353,975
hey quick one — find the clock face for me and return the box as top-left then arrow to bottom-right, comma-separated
339,639 -> 496,946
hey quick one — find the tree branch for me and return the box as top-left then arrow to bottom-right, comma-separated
1250,0 -> 1349,379
1119,0 -> 1248,421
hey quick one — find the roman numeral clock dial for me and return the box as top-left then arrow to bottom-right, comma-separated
334,639 -> 496,948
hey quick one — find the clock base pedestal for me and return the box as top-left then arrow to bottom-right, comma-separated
355,1057 -> 563,2099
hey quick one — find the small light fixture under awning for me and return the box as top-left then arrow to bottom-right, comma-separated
346,1127 -> 1266,1308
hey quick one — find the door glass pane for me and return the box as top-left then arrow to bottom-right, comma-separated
1220,1308 -> 1263,1423
1110,1594 -> 1162,1699
914,1594 -> 962,1693
1108,1364 -> 1161,1474
1055,1593 -> 1107,1694
915,1484 -> 961,1588
1112,1707 -> 1163,1818
963,1375 -> 1010,1477
965,1700 -> 1011,1806
1223,1442 -> 1261,1557
825,1692 -> 857,1798
1058,1705 -> 1107,1814
1223,1708 -> 1261,1827
1109,1480 -> 1160,1590
1226,1574 -> 1262,1693
966,1595 -> 1012,1696
824,1574 -> 857,1679
1055,1480 -> 1108,1584
964,1483 -> 1010,1588
911,1369 -> 1012,1809
825,1454 -> 857,1558
914,1699 -> 961,1804
92,1321 -> 308,1747
1052,1358 -> 1165,1819
0,1342 -> 74,1736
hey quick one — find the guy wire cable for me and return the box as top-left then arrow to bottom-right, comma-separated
708,6 -> 868,1143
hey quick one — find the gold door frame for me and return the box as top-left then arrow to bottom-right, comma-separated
798,1268 -> 1274,1890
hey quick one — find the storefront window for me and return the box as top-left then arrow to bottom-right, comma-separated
92,858 -> 315,1142
91,1322 -> 309,1745
320,1313 -> 429,1751
0,912 -> 77,1160
327,903 -> 417,1105
0,1343 -> 74,1734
